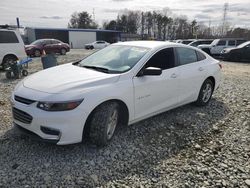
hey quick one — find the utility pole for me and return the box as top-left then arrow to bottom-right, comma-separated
222,3 -> 229,36
92,8 -> 95,21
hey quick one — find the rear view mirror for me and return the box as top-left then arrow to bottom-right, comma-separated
138,67 -> 162,76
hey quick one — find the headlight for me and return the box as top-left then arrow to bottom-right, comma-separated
37,99 -> 83,111
222,49 -> 230,53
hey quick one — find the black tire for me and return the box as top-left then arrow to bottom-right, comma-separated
22,70 -> 28,76
5,72 -> 12,79
2,56 -> 17,70
89,102 -> 119,146
90,46 -> 94,50
34,49 -> 41,57
60,48 -> 67,55
195,79 -> 214,106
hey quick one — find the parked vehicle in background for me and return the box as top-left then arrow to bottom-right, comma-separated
12,41 -> 221,146
175,39 -> 195,45
198,38 -> 247,56
188,39 -> 213,47
25,39 -> 70,57
221,41 -> 250,62
0,29 -> 27,70
85,41 -> 110,49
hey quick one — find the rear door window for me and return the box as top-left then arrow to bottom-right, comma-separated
176,47 -> 198,65
0,31 -> 19,43
228,40 -> 236,46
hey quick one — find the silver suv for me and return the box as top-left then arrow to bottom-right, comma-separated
0,29 -> 27,70
198,38 -> 246,56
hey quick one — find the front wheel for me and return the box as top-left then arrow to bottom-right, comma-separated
88,102 -> 119,146
60,48 -> 67,55
22,69 -> 28,76
195,79 -> 214,106
5,71 -> 12,79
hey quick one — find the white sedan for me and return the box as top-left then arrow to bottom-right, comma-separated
12,41 -> 222,145
85,41 -> 110,49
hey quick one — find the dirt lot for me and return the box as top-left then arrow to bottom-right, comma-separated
0,50 -> 249,187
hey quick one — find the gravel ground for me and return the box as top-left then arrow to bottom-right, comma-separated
0,50 -> 249,188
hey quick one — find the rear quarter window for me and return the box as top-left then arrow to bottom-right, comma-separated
196,51 -> 206,61
0,31 -> 19,43
176,47 -> 198,65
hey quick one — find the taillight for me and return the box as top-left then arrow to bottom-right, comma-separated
219,63 -> 222,69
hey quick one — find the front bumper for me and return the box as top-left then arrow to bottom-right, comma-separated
11,93 -> 88,145
15,123 -> 59,144
220,53 -> 230,60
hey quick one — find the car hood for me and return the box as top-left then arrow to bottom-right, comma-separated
85,43 -> 93,46
25,44 -> 38,49
222,47 -> 235,52
198,44 -> 212,48
23,63 -> 120,94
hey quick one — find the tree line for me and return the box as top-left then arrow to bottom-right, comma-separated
68,10 -> 250,40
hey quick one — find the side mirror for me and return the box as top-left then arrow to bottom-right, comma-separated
138,67 -> 162,77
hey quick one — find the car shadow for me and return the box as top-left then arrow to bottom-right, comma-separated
0,98 -> 229,187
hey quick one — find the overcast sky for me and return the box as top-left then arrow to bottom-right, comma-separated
0,0 -> 250,28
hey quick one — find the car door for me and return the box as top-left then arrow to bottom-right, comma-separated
133,47 -> 179,119
50,40 -> 61,53
242,44 -> 250,60
43,40 -> 53,54
93,41 -> 102,49
175,47 -> 208,103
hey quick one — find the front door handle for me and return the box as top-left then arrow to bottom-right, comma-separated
171,73 -> 177,78
198,67 -> 204,71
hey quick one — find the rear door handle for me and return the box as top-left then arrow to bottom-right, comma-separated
198,67 -> 204,71
171,73 -> 177,78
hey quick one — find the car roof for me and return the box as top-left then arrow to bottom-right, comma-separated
113,41 -> 185,49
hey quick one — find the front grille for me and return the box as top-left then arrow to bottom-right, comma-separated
14,95 -> 36,105
12,107 -> 33,124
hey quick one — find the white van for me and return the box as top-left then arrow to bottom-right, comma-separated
198,38 -> 246,55
0,29 -> 27,69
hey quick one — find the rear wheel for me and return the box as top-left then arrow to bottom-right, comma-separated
34,49 -> 41,57
90,46 -> 94,50
88,102 -> 119,146
2,56 -> 17,70
195,79 -> 214,106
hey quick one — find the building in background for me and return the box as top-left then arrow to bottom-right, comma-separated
25,27 -> 121,48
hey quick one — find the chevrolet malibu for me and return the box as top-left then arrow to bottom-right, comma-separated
12,41 -> 222,146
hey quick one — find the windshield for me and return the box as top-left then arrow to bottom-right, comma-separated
79,45 -> 149,73
211,39 -> 219,46
237,41 -> 250,48
31,40 -> 43,45
189,41 -> 198,47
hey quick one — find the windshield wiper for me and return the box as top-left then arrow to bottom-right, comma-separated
82,65 -> 110,73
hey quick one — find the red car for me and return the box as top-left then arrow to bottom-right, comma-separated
25,39 -> 70,57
